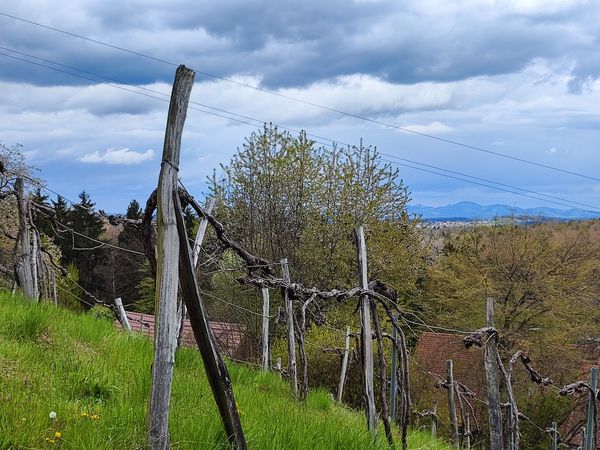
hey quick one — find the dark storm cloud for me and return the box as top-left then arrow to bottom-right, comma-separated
1,1 -> 599,89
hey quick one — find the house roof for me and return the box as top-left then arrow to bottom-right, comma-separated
115,311 -> 252,359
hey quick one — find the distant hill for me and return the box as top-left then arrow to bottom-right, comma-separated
407,201 -> 600,221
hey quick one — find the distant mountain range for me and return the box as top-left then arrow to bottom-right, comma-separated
407,201 -> 600,221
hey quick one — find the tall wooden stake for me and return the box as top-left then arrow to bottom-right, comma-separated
485,297 -> 503,450
174,192 -> 247,450
147,65 -> 195,450
585,367 -> 598,450
337,325 -> 351,402
261,287 -> 270,371
355,226 -> 377,434
178,197 -> 215,344
551,421 -> 558,450
114,297 -> 132,332
51,270 -> 57,305
281,258 -> 298,397
447,359 -> 459,448
431,401 -> 438,439
14,178 -> 36,300
390,315 -> 398,422
465,415 -> 471,450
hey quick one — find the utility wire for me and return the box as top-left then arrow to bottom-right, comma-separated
4,50 -> 598,213
2,11 -> 599,183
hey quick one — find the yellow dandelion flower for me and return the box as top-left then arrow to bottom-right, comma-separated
54,431 -> 62,439
80,412 -> 89,417
91,414 -> 100,420
45,438 -> 55,444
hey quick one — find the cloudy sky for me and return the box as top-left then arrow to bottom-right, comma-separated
1,0 -> 600,213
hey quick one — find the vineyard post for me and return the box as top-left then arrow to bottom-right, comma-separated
551,421 -> 558,450
177,197 -> 215,344
281,258 -> 298,396
51,270 -> 57,305
337,325 -> 351,402
276,357 -> 282,379
355,226 -> 377,434
485,297 -> 503,450
431,401 -> 438,438
585,367 -> 598,450
147,64 -> 194,450
447,359 -> 459,448
261,287 -> 270,371
390,315 -> 398,421
14,177 -> 36,300
114,297 -> 131,332
465,414 -> 471,450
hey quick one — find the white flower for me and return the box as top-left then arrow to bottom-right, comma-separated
49,411 -> 57,420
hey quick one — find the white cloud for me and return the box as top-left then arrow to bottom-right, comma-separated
79,147 -> 155,165
399,121 -> 454,135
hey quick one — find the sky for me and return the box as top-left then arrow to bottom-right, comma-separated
1,0 -> 600,214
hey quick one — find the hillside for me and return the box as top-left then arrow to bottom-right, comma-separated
0,292 -> 450,449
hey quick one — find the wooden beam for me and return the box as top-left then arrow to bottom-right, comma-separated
174,191 -> 247,450
147,64 -> 195,450
337,326 -> 351,403
114,297 -> 131,332
281,258 -> 298,397
447,359 -> 459,448
484,298 -> 503,450
261,287 -> 270,371
14,177 -> 36,300
355,226 -> 377,434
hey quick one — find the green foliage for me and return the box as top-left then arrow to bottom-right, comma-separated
0,292 -> 451,449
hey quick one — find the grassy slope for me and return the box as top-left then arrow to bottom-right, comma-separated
0,293 -> 450,449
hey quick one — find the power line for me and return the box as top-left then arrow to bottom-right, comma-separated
3,47 -> 598,212
2,11 -> 599,183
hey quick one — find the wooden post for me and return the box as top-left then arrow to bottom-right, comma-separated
390,316 -> 398,421
355,226 -> 377,434
147,65 -> 195,450
276,357 -> 282,379
114,297 -> 131,332
551,421 -> 558,450
585,367 -> 597,450
484,298 -> 503,450
431,401 -> 438,439
51,270 -> 57,305
447,359 -> 459,448
192,197 -> 215,267
465,414 -> 471,450
506,403 -> 515,450
174,192 -> 247,450
177,197 -> 215,345
14,178 -> 36,300
281,258 -> 298,397
261,287 -> 270,371
31,229 -> 39,300
337,326 -> 351,402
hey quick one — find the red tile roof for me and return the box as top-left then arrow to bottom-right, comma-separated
115,311 -> 254,360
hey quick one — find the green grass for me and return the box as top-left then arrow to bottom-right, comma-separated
0,292 -> 451,449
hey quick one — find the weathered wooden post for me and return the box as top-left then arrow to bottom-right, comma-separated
50,270 -> 57,305
14,177 -> 36,300
337,325 -> 351,402
585,367 -> 598,450
174,193 -> 247,450
281,258 -> 298,396
276,356 -> 282,379
506,403 -> 515,450
431,401 -> 438,439
551,421 -> 558,450
147,65 -> 195,450
390,316 -> 398,421
177,197 -> 215,344
355,226 -> 377,434
485,297 -> 503,450
465,414 -> 471,450
447,359 -> 460,448
261,287 -> 270,371
114,297 -> 131,332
